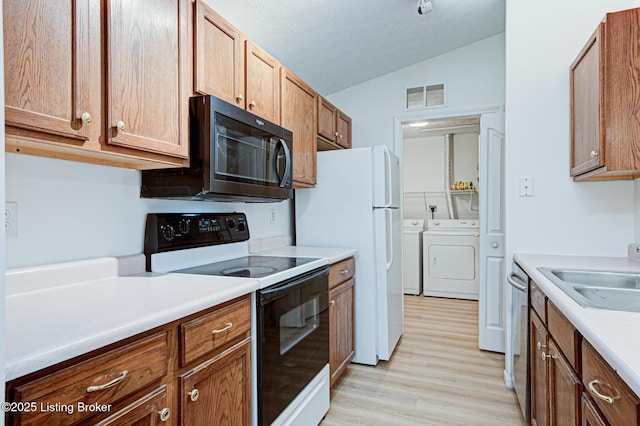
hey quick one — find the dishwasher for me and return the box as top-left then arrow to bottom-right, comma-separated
506,261 -> 529,421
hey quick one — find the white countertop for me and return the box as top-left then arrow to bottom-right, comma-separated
5,256 -> 258,381
514,253 -> 640,397
254,246 -> 358,264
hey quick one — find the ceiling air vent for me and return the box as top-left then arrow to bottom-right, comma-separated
405,84 -> 445,110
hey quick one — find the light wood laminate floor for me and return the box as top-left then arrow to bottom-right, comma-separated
321,296 -> 527,425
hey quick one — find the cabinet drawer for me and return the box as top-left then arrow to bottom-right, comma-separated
530,280 -> 547,323
12,332 -> 168,426
583,340 -> 640,426
180,296 -> 251,366
329,257 -> 355,289
547,302 -> 581,373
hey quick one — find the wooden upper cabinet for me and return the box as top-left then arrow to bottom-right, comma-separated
194,1 -> 244,106
3,0 -> 190,169
570,7 -> 640,180
317,96 -> 338,142
245,40 -> 281,124
317,95 -> 352,150
193,1 -> 281,124
336,110 -> 352,149
4,0 -> 97,142
106,0 -> 189,159
281,68 -> 317,187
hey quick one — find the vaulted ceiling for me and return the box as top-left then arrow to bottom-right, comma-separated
207,0 -> 506,95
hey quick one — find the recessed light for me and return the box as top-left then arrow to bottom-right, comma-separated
409,121 -> 429,127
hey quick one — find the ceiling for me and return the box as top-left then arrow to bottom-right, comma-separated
403,116 -> 480,139
207,0 -> 506,95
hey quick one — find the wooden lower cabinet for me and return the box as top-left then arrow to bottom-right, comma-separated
531,310 -> 549,426
328,257 -> 355,387
5,295 -> 251,426
180,338 -> 251,426
548,339 -> 582,426
529,279 -> 640,426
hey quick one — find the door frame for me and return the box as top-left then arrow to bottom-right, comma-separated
392,105 -> 505,349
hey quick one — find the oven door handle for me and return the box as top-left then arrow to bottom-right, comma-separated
507,272 -> 527,292
259,267 -> 329,304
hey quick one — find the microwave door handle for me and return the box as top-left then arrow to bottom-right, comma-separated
272,140 -> 284,185
279,139 -> 292,188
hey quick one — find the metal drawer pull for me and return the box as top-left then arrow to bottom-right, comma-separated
158,407 -> 171,422
86,370 -> 128,392
591,150 -> 599,159
116,120 -> 126,131
188,388 -> 199,402
330,300 -> 336,306
81,112 -> 92,123
541,352 -> 557,361
211,323 -> 233,334
537,342 -> 546,351
340,269 -> 349,274
588,379 -> 618,404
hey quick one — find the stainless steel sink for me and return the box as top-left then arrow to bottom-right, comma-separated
537,268 -> 640,313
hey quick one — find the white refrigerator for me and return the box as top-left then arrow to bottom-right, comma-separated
295,145 -> 403,365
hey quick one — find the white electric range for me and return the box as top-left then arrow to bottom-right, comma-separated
144,212 -> 330,426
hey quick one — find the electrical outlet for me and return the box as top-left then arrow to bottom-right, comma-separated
5,202 -> 17,237
428,205 -> 437,213
270,209 -> 276,225
519,177 -> 534,197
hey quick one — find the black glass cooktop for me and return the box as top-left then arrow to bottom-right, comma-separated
173,255 -> 319,278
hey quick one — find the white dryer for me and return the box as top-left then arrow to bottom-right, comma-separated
403,219 -> 426,295
423,219 -> 479,300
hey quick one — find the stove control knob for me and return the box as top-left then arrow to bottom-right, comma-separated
238,222 -> 246,232
179,219 -> 191,234
162,225 -> 175,241
226,218 -> 236,229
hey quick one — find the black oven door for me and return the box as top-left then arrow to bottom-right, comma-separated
257,267 -> 329,425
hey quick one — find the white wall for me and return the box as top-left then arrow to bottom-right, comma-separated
327,33 -> 506,151
5,154 -> 293,269
506,0 -> 636,258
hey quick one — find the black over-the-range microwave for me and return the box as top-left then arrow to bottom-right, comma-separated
141,95 -> 293,202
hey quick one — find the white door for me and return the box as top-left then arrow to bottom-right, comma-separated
478,112 -> 506,352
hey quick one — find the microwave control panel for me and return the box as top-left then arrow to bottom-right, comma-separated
144,213 -> 249,261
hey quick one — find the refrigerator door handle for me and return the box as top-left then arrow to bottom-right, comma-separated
386,209 -> 393,270
384,148 -> 393,207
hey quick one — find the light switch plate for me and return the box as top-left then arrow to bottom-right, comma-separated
519,177 -> 533,197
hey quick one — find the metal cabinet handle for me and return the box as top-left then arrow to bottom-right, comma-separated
211,322 -> 233,334
86,370 -> 128,392
236,94 -> 244,102
340,269 -> 349,274
249,100 -> 256,108
188,388 -> 199,402
158,407 -> 171,422
591,150 -> 598,159
541,352 -> 557,361
492,242 -> 499,248
330,300 -> 336,306
339,134 -> 343,139
537,341 -> 546,351
588,379 -> 617,404
116,120 -> 126,131
81,112 -> 92,124
335,132 -> 339,137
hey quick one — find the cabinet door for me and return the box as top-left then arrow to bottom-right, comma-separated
106,0 -> 189,159
181,339 -> 251,426
93,385 -> 170,426
245,40 -> 280,124
281,68 -> 317,187
329,278 -> 355,386
570,24 -> 604,177
531,310 -> 548,426
548,339 -> 582,426
336,110 -> 352,149
194,0 -> 244,107
4,0 -> 96,141
317,96 -> 337,142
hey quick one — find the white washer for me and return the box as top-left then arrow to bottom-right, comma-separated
423,219 -> 480,300
403,219 -> 425,295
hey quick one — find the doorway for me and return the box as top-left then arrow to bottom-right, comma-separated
394,109 -> 506,353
